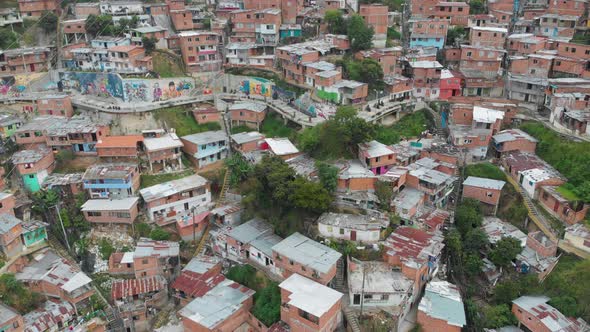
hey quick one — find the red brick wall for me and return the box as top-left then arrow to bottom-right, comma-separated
462,185 -> 501,206
97,147 -> 139,158
15,151 -> 55,175
181,297 -> 253,332
83,203 -> 139,225
337,177 -> 376,191
497,139 -> 536,154
273,252 -> 337,285
280,288 -> 342,332
0,195 -> 16,216
417,310 -> 462,332
512,303 -> 552,332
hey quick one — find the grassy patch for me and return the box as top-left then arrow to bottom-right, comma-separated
520,121 -> 590,202
226,264 -> 280,326
0,0 -> 17,8
54,155 -> 97,174
374,109 -> 435,145
230,125 -> 255,134
153,106 -> 221,137
557,185 -> 581,201
260,112 -> 299,140
466,162 -> 507,181
140,169 -> 194,188
152,52 -> 185,78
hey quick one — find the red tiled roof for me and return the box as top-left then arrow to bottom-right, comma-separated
111,275 -> 167,300
96,135 -> 144,148
420,209 -> 449,231
193,107 -> 219,114
384,227 -> 436,262
171,269 -> 226,298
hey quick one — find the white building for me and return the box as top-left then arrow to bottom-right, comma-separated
519,168 -> 563,198
139,174 -> 212,225
563,223 -> 590,255
318,212 -> 386,243
347,257 -> 414,330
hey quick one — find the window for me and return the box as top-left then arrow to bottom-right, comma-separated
301,265 -> 306,271
486,192 -> 493,197
87,211 -> 101,217
382,294 -> 389,301
339,228 -> 345,235
142,259 -> 148,264
467,51 -> 472,57
289,259 -> 294,265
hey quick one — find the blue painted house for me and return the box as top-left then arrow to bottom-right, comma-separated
82,163 -> 141,199
409,35 -> 445,49
280,24 -> 302,40
181,130 -> 229,170
21,220 -> 48,248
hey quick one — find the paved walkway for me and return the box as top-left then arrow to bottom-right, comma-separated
356,98 -> 415,123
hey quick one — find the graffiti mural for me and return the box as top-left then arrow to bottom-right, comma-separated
58,72 -> 196,103
125,79 -> 194,102
239,77 -> 272,97
59,72 -> 124,99
0,76 -> 26,96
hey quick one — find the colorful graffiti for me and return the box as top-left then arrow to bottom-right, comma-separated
239,77 -> 272,97
58,72 -> 196,103
59,72 -> 124,99
125,79 -> 194,102
0,76 -> 26,96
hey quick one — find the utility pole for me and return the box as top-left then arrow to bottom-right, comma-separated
54,204 -> 71,251
359,261 -> 366,326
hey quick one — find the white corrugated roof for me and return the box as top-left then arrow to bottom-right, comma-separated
279,274 -> 342,317
81,197 -> 138,211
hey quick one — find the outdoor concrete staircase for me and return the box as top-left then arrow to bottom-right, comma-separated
343,307 -> 361,332
105,308 -> 124,332
503,171 -> 558,242
333,258 -> 345,292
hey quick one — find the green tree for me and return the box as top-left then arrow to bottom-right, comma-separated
387,26 -> 401,40
142,37 -> 158,54
446,26 -> 466,47
135,223 -> 151,238
324,9 -> 347,34
0,28 -> 18,49
489,237 -> 522,267
149,227 -> 171,241
549,296 -> 579,317
226,154 -> 253,186
316,161 -> 338,193
346,58 -> 384,90
455,198 -> 483,236
463,228 -> 489,252
347,15 -> 374,52
253,155 -> 296,205
484,305 -> 518,328
290,177 -> 332,212
252,283 -> 281,326
464,254 -> 483,277
98,238 -> 115,260
470,0 -> 486,14
85,14 -> 114,36
39,10 -> 58,32
493,280 -> 521,305
375,180 -> 393,210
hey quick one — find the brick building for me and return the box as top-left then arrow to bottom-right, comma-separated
181,130 -> 229,169
96,135 -> 144,160
81,197 -> 140,225
139,174 -> 212,226
358,140 -> 396,175
18,0 -> 58,17
11,147 -> 56,193
491,129 -> 538,157
512,296 -> 588,332
359,4 -> 388,47
109,239 -> 180,280
36,95 -> 74,117
279,273 -> 343,332
0,303 -> 24,332
230,131 -> 265,153
0,47 -> 51,75
462,176 -> 506,214
15,249 -> 94,311
272,232 -> 342,285
179,278 -> 255,331
0,214 -> 23,259
82,163 -> 140,199
178,31 -> 223,73
228,102 -> 268,130
143,132 -> 184,172
538,186 -> 588,225
417,281 -> 466,332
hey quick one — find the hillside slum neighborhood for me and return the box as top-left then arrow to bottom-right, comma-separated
0,0 -> 589,331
